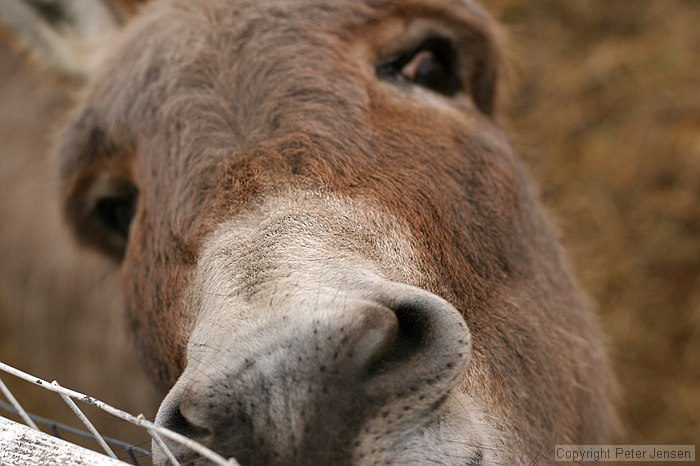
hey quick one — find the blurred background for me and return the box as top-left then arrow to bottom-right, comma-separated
488,0 -> 700,450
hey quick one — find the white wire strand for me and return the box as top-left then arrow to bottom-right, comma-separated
0,376 -> 39,430
146,424 -> 182,466
0,361 -> 240,466
54,382 -> 117,459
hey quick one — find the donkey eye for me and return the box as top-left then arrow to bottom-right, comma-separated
377,37 -> 461,96
95,187 -> 137,240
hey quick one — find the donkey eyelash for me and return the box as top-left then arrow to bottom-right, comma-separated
376,36 -> 462,97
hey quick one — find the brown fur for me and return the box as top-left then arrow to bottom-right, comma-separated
2,0 -> 614,463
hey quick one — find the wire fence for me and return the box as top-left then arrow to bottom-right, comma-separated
0,361 -> 240,466
0,399 -> 151,465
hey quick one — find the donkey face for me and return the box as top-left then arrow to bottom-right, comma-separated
3,0 -> 613,463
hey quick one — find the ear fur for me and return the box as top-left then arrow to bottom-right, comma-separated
0,0 -> 124,78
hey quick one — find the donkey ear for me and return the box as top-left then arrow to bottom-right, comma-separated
0,0 -> 128,78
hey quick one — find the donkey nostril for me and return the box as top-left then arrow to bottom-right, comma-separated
350,304 -> 399,369
164,404 -> 211,439
363,285 -> 472,397
367,303 -> 432,376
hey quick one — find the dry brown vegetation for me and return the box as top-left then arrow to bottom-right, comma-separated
488,0 -> 700,451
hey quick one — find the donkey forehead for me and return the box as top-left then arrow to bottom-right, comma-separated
84,0 -> 494,132
60,0 -> 504,221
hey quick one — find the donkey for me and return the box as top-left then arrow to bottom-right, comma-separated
0,0 -> 615,464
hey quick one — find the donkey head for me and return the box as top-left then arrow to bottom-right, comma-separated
2,0 -> 614,464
